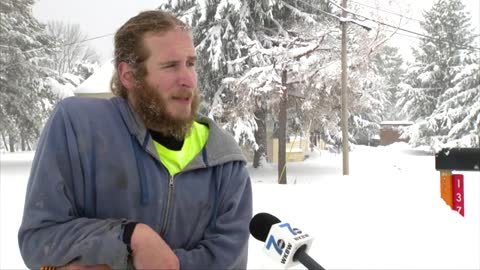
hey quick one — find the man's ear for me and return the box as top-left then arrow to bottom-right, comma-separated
118,62 -> 135,91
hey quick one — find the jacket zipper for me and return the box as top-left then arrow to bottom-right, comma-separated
160,175 -> 175,235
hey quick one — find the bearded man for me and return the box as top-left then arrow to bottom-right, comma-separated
18,10 -> 252,270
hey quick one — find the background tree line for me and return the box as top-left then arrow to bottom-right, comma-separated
1,0 -> 478,155
0,0 -> 99,152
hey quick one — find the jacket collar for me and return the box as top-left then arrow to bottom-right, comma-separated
110,96 -> 246,170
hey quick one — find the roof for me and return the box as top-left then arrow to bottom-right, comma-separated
74,60 -> 114,95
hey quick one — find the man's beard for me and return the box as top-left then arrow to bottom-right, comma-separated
130,79 -> 199,140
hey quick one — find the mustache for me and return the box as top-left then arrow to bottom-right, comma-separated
171,88 -> 195,99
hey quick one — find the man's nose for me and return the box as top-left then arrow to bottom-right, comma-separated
177,65 -> 196,88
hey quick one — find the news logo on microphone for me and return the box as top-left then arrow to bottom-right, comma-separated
264,222 -> 313,268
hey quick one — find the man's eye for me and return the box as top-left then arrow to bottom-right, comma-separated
188,61 -> 196,67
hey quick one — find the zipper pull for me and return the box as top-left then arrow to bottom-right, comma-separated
169,176 -> 174,187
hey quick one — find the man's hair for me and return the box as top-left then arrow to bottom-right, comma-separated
110,10 -> 190,98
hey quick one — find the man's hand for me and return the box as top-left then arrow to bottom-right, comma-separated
130,223 -> 180,270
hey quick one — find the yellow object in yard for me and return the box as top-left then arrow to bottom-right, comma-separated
271,137 -> 308,163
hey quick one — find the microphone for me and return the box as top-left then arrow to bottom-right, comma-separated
249,213 -> 325,270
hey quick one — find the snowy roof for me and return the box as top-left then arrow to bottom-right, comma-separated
74,60 -> 115,94
380,120 -> 414,126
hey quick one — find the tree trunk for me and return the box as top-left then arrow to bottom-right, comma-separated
8,134 -> 15,153
278,69 -> 287,184
1,132 -> 9,152
253,98 -> 267,168
21,136 -> 26,151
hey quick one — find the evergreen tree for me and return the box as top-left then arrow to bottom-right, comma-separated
372,45 -> 404,120
0,0 -> 58,152
424,52 -> 479,147
397,0 -> 479,147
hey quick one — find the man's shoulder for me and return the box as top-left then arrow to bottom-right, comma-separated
57,96 -> 118,114
52,97 -> 128,129
59,96 -> 111,107
195,116 -> 247,164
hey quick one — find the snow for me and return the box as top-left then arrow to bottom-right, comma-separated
1,143 -> 479,269
216,0 -> 242,20
62,72 -> 82,86
45,77 -> 75,98
287,44 -> 319,60
344,18 -> 375,31
74,60 -> 114,95
380,120 -> 414,126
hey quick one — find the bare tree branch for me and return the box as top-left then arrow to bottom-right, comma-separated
46,21 -> 100,74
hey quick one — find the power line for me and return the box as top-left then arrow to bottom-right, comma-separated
383,27 -> 427,42
349,0 -> 424,24
0,7 -> 206,72
288,0 -> 341,20
2,2 -> 479,73
327,0 -> 480,52
35,33 -> 114,54
0,33 -> 114,72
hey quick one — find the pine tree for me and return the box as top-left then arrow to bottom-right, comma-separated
0,0 -> 58,152
397,0 -> 479,147
426,52 -> 479,146
372,45 -> 404,120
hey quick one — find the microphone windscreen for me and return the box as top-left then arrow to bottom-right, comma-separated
249,212 -> 281,242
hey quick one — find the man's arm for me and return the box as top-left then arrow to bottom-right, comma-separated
18,101 -> 129,269
173,161 -> 253,270
129,223 -> 179,270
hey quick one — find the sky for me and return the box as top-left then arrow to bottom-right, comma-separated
362,0 -> 480,61
1,143 -> 479,269
32,0 -> 480,63
33,0 -> 162,61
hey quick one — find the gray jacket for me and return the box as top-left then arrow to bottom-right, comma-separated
18,96 -> 252,269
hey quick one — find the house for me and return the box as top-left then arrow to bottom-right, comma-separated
74,60 -> 114,99
379,120 -> 413,145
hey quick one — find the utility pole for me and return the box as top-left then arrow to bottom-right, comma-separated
278,69 -> 287,184
341,0 -> 349,175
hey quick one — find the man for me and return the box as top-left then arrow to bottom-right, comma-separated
18,10 -> 252,270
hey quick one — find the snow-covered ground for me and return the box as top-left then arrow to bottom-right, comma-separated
1,143 -> 479,269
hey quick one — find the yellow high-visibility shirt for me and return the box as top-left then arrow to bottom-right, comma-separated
153,121 -> 209,176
